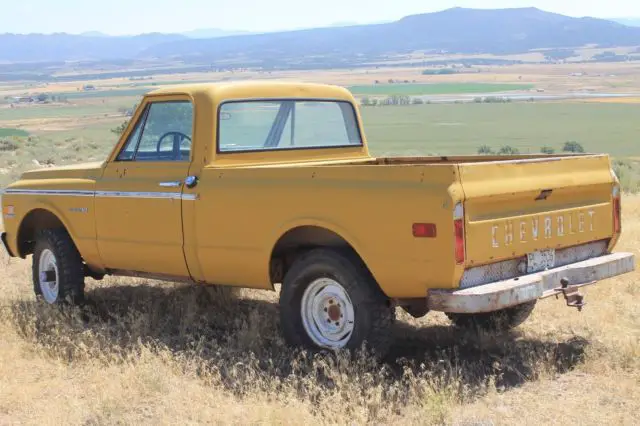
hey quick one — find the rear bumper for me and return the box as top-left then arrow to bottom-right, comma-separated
1,232 -> 14,258
427,252 -> 636,314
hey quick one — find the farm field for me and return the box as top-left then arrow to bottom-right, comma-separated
348,83 -> 535,95
362,102 -> 640,157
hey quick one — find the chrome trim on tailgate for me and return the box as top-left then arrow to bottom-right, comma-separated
428,252 -> 635,314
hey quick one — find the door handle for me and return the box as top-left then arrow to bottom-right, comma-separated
159,181 -> 181,188
185,176 -> 198,189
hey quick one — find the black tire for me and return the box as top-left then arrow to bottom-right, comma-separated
32,228 -> 85,305
279,248 -> 394,356
446,301 -> 536,332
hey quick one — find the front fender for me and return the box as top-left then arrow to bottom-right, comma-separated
9,196 -> 103,270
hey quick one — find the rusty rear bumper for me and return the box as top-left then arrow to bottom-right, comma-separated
427,252 -> 636,314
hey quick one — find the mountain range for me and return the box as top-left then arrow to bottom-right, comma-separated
612,18 -> 640,27
1,7 -> 640,65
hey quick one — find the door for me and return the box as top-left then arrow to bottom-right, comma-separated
95,97 -> 194,277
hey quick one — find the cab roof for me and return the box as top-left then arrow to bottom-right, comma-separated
146,81 -> 357,103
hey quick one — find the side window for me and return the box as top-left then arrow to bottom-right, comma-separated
116,100 -> 194,162
116,107 -> 146,161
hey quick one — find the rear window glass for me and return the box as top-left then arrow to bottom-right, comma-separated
218,100 -> 362,152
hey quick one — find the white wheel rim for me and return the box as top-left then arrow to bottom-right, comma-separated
38,249 -> 59,304
300,277 -> 355,349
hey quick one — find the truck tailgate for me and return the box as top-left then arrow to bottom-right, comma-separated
458,154 -> 617,268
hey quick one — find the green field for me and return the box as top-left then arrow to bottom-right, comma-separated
0,128 -> 29,137
56,88 -> 150,99
0,97 -> 140,121
348,83 -> 535,96
361,102 -> 640,157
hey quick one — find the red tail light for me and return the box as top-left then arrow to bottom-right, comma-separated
454,202 -> 465,264
613,186 -> 621,234
413,223 -> 437,238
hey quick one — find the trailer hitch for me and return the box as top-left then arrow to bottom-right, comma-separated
553,277 -> 587,311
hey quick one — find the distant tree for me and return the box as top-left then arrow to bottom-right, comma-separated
370,98 -> 378,106
384,94 -> 410,105
498,145 -> 520,155
0,138 -> 19,152
411,97 -> 424,105
422,68 -> 457,75
36,93 -> 49,102
544,49 -> 576,61
361,97 -> 372,106
477,145 -> 494,155
111,121 -> 129,136
540,146 -> 555,154
563,141 -> 585,153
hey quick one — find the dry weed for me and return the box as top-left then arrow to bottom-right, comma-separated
0,197 -> 639,425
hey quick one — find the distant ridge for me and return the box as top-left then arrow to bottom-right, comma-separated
612,18 -> 640,27
140,7 -> 640,63
1,7 -> 640,64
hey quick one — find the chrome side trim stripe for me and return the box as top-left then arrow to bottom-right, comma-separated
95,191 -> 182,200
3,189 -> 95,197
3,189 -> 198,201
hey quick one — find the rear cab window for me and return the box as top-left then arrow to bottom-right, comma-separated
217,100 -> 362,153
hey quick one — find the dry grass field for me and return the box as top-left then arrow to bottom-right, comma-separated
1,59 -> 639,424
0,196 -> 638,425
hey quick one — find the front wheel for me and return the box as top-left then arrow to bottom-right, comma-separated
32,228 -> 85,305
279,249 -> 394,356
445,301 -> 536,332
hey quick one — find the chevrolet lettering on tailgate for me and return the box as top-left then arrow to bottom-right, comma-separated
0,81 -> 635,358
492,209 -> 596,248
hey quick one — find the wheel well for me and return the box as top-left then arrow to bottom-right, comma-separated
17,209 -> 66,257
270,226 -> 372,285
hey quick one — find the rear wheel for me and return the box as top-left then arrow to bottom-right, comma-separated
446,301 -> 536,332
279,249 -> 394,356
32,228 -> 85,305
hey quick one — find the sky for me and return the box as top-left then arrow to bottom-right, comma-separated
2,0 -> 640,35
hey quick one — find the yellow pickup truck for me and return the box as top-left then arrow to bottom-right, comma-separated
1,81 -> 635,355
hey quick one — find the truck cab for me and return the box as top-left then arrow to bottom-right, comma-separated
1,81 -> 635,356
